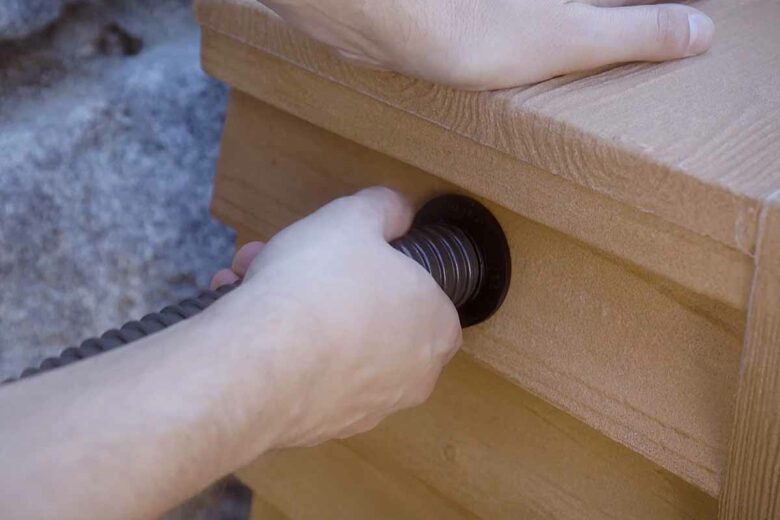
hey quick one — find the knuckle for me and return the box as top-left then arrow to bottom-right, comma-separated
446,326 -> 463,359
325,195 -> 358,215
408,370 -> 440,405
417,377 -> 438,403
447,305 -> 463,336
399,383 -> 428,408
328,194 -> 375,224
351,186 -> 404,218
355,185 -> 395,202
348,194 -> 378,217
436,317 -> 462,361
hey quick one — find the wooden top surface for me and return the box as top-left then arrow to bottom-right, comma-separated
196,0 -> 780,257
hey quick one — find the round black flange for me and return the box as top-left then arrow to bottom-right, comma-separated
414,194 -> 511,327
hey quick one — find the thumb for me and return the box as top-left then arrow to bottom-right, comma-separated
557,3 -> 714,72
339,187 -> 414,242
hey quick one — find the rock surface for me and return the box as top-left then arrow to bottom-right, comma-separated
0,0 -> 242,517
0,0 -> 69,40
0,0 -> 234,374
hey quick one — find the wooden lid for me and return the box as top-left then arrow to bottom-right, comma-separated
196,0 -> 780,308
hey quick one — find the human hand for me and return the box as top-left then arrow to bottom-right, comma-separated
0,189 -> 458,519
218,188 -> 461,450
258,0 -> 714,89
211,241 -> 265,290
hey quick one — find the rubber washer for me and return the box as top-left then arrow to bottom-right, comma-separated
414,194 -> 511,327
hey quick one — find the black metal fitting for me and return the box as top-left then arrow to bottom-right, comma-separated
394,194 -> 511,327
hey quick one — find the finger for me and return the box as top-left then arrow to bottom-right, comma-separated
441,324 -> 463,365
210,269 -> 240,290
348,187 -> 414,241
582,0 -> 657,7
557,3 -> 714,71
232,241 -> 265,277
336,413 -> 385,439
335,49 -> 391,71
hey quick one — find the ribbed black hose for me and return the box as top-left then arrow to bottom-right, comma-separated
3,223 -> 483,384
2,282 -> 240,385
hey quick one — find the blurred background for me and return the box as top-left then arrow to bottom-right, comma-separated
0,0 -> 249,517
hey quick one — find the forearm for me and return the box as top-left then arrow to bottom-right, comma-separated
0,289 -> 278,520
0,188 -> 460,519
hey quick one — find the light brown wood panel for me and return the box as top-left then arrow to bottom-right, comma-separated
196,0 -> 780,256
199,27 -> 754,312
721,193 -> 780,518
239,436 -> 474,519
249,495 -> 288,520
214,92 -> 744,495
238,355 -> 717,519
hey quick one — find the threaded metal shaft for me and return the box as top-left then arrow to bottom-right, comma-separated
392,223 -> 484,308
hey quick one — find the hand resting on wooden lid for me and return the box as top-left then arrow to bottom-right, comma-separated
256,0 -> 715,89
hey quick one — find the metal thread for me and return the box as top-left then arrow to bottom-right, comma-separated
392,223 -> 483,308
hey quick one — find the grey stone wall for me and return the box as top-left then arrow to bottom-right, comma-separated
0,1 -> 244,517
0,0 -> 72,40
0,0 -> 234,376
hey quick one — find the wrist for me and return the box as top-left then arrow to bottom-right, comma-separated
185,284 -> 295,467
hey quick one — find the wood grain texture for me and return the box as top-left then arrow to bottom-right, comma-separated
249,494 -> 288,520
199,27 -> 753,311
721,192 -> 780,519
195,0 -> 780,256
238,355 -> 717,519
216,92 -> 745,495
239,436 -> 474,519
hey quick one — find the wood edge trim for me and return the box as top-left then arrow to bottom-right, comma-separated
194,4 -> 763,256
720,189 -> 780,518
200,30 -> 752,311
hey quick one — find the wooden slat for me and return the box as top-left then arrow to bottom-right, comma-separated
721,192 -> 780,518
249,494 -> 288,520
237,355 -> 717,519
239,436 -> 473,519
215,91 -> 744,495
199,27 -> 754,312
196,0 -> 780,256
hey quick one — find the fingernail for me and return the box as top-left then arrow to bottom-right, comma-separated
687,13 -> 714,56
